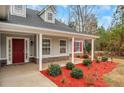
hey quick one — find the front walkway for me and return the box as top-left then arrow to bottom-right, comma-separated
0,63 -> 57,87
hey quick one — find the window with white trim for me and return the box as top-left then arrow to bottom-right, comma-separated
60,40 -> 66,53
11,5 -> 26,17
15,5 -> 23,10
75,41 -> 81,52
47,12 -> 53,21
42,39 -> 50,55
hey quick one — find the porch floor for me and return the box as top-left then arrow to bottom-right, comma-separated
0,58 -> 82,87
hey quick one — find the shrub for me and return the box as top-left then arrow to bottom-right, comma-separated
70,68 -> 83,79
95,57 -> 101,63
66,62 -> 75,70
82,59 -> 92,66
83,54 -> 89,59
48,64 -> 62,77
102,56 -> 108,62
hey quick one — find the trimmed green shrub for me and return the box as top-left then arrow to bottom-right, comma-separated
83,54 -> 89,59
66,62 -> 75,70
70,68 -> 83,79
48,64 -> 62,77
102,56 -> 108,62
82,59 -> 92,66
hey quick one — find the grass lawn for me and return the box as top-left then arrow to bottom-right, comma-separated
103,57 -> 124,87
41,61 -> 117,87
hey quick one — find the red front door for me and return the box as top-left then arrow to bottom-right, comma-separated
12,39 -> 24,64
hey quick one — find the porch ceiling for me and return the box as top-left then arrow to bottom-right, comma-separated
0,22 -> 99,40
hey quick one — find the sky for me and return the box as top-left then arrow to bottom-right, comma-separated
27,5 -> 117,29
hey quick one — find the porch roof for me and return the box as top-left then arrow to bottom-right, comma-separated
0,21 -> 99,39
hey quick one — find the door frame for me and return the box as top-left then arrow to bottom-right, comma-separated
6,37 -> 30,65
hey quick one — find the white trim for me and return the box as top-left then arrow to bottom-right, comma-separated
42,38 -> 52,56
6,36 -> 30,65
36,34 -> 39,59
0,58 -> 7,60
46,11 -> 55,23
72,37 -> 74,63
59,39 -> 67,54
74,51 -> 82,53
0,22 -> 99,39
6,37 -> 12,65
25,38 -> 30,63
10,5 -> 26,17
91,39 -> 94,61
0,33 -> 1,59
42,54 -> 69,58
39,33 -> 42,71
82,40 -> 84,54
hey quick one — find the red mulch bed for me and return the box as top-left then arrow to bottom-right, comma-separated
41,61 -> 117,87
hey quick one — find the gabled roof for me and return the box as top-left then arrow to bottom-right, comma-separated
6,8 -> 76,33
38,5 -> 56,16
1,8 -> 96,35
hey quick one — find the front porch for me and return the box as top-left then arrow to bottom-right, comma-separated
0,22 -> 98,71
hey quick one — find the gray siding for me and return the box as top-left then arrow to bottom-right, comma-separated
1,33 -> 35,59
42,35 -> 70,58
0,34 -> 71,60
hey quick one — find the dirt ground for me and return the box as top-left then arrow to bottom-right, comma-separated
103,57 -> 124,87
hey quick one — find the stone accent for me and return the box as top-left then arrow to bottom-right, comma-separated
0,56 -> 70,67
42,56 -> 69,63
30,56 -> 69,63
29,57 -> 37,63
0,59 -> 7,67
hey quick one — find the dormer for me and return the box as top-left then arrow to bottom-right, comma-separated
38,5 -> 56,23
10,5 -> 26,17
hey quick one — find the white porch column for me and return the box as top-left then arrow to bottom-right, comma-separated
36,34 -> 39,59
0,33 -> 1,59
71,37 -> 74,63
39,34 -> 42,71
91,39 -> 95,61
82,40 -> 84,54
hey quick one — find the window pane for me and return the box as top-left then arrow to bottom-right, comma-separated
60,48 -> 66,53
42,39 -> 50,55
48,13 -> 53,20
75,42 -> 81,52
60,40 -> 66,53
15,5 -> 22,10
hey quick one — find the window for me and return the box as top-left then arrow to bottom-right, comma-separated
60,40 -> 66,53
15,5 -> 23,10
48,12 -> 53,21
42,39 -> 50,55
75,41 -> 81,52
